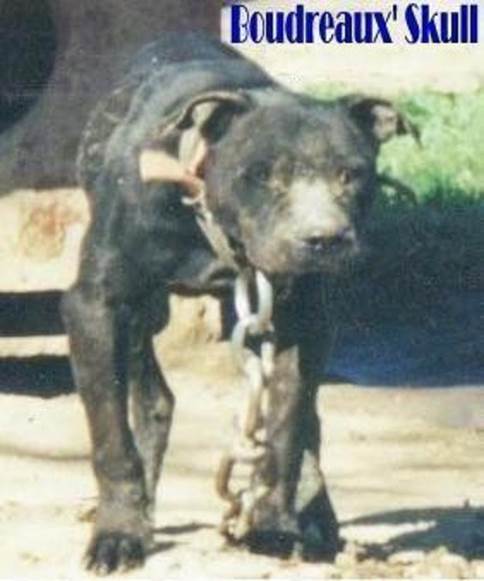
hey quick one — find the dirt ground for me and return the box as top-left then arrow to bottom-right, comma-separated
0,1 -> 483,579
0,351 -> 483,579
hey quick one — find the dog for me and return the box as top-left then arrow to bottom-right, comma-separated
62,32 -> 411,574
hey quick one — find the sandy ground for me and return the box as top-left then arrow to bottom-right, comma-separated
0,1 -> 483,578
0,354 -> 483,580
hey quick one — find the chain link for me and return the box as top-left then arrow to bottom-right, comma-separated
180,160 -> 277,539
215,269 -> 277,541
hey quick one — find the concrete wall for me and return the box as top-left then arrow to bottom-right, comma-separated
0,0 -> 223,359
0,0 -> 222,192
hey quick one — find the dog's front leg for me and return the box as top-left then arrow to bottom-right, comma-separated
128,291 -> 175,512
248,275 -> 340,560
295,275 -> 341,560
63,283 -> 150,574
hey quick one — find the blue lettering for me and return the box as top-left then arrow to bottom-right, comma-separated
405,3 -> 421,44
421,6 -> 441,43
305,11 -> 318,43
229,2 -> 476,47
440,12 -> 458,43
319,12 -> 334,43
373,11 -> 394,43
265,13 -> 279,44
334,12 -> 353,43
353,13 -> 365,43
461,5 -> 469,43
286,5 -> 305,43
230,5 -> 249,44
249,12 -> 265,44
470,5 -> 479,43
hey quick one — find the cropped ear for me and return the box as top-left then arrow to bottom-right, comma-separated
176,90 -> 252,142
140,91 -> 252,188
341,95 -> 419,145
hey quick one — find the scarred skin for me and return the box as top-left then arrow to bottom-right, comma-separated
62,33 -> 410,574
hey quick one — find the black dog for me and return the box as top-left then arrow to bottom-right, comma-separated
62,33 -> 411,574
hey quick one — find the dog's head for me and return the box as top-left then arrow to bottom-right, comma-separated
140,91 -> 413,275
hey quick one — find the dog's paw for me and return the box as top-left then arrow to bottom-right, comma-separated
243,505 -> 301,558
84,532 -> 146,575
241,493 -> 342,561
297,493 -> 343,561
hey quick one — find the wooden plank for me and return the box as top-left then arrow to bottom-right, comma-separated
0,335 -> 68,357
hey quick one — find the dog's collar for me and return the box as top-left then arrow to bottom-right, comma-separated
139,138 -> 248,271
177,127 -> 249,271
182,183 -> 247,272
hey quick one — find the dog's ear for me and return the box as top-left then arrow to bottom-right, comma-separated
177,91 -> 252,143
177,91 -> 252,175
140,91 -> 251,187
341,95 -> 419,145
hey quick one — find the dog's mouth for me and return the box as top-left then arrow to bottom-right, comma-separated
243,233 -> 362,276
296,242 -> 361,275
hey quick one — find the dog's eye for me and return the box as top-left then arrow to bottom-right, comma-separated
293,162 -> 312,179
339,167 -> 364,187
339,168 -> 353,186
249,163 -> 270,184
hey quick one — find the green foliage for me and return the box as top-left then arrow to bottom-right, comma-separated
381,92 -> 484,205
310,87 -> 484,205
309,87 -> 484,305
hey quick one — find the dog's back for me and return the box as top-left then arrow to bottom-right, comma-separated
78,34 -> 272,199
128,32 -> 244,73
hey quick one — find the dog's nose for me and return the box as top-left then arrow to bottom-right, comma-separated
302,227 -> 355,252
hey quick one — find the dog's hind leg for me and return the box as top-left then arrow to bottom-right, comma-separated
128,291 -> 175,514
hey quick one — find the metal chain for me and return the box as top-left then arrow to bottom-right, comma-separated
183,185 -> 242,271
179,161 -> 277,540
215,269 -> 277,541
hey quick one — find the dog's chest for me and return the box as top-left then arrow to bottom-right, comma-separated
133,184 -> 238,293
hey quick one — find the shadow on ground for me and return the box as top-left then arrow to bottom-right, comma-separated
343,506 -> 484,561
148,524 -> 214,558
328,203 -> 484,388
329,290 -> 484,388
